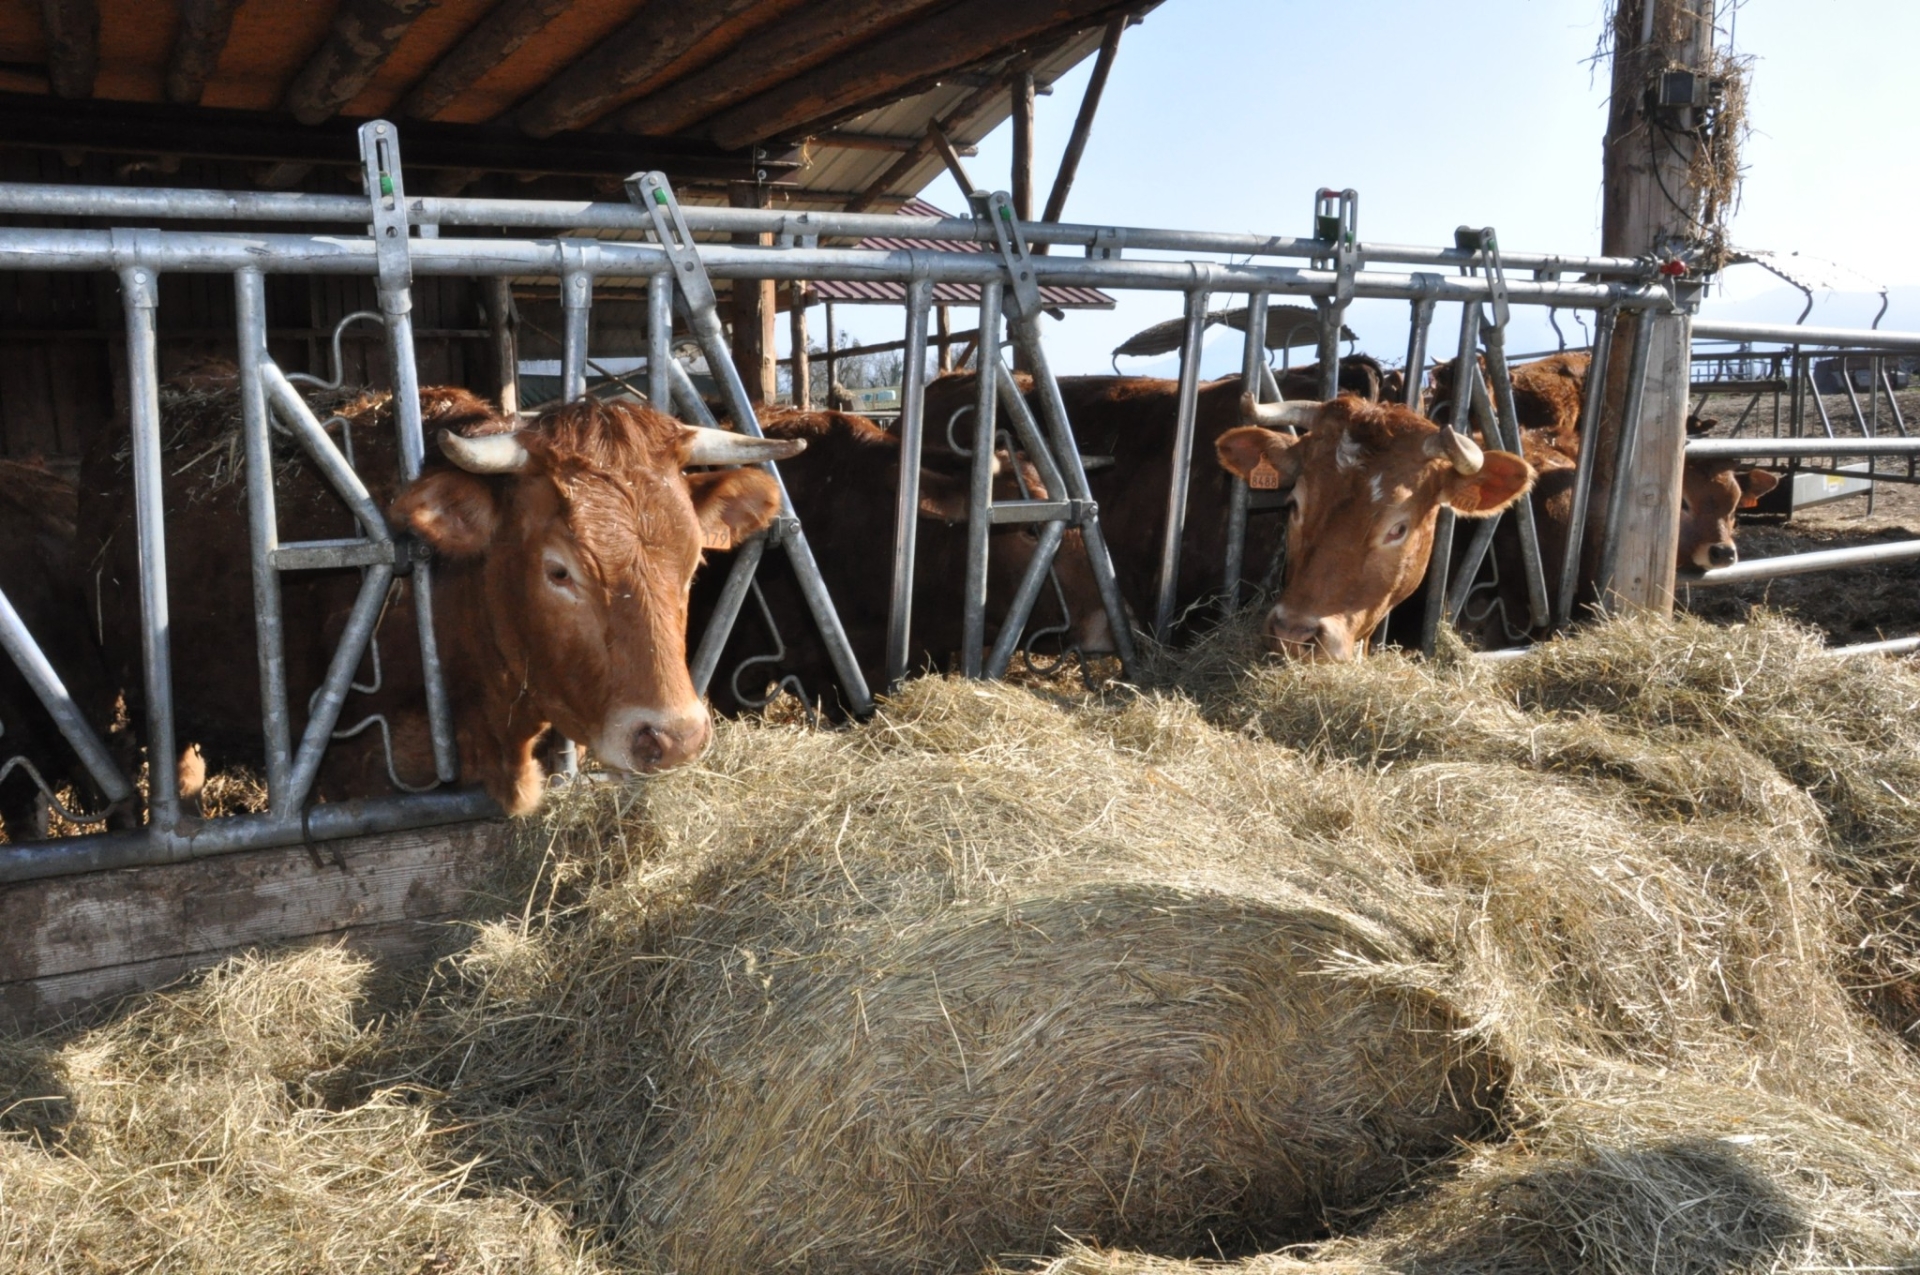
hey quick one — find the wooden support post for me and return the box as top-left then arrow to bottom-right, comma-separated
486,277 -> 519,416
790,283 -> 811,409
1041,17 -> 1124,226
1588,0 -> 1713,614
822,298 -> 838,406
928,117 -> 977,196
937,305 -> 953,374
1011,70 -> 1036,222
729,182 -> 778,408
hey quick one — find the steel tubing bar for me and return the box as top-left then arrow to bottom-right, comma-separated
235,269 -> 294,810
886,277 -> 935,690
648,271 -> 672,408
1481,327 -> 1550,627
1683,539 -> 1920,586
1402,299 -> 1436,410
560,267 -> 591,402
1594,312 -> 1660,606
1153,285 -> 1211,641
1556,307 -> 1620,628
1223,290 -> 1269,610
0,179 -> 1658,277
1692,320 -> 1920,352
961,282 -> 1002,679
688,536 -> 766,696
0,584 -> 134,806
0,787 -> 501,885
283,564 -> 396,810
0,229 -> 1672,311
1684,437 -> 1920,459
991,363 -> 1068,499
1421,302 -> 1480,656
120,265 -> 180,836
984,521 -> 1067,680
260,363 -> 393,539
1007,317 -> 1137,678
1829,635 -> 1920,658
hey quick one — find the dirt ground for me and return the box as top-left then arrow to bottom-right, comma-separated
1679,388 -> 1920,646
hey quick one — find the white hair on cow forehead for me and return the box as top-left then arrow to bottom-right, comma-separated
1369,472 -> 1387,504
1336,430 -> 1365,472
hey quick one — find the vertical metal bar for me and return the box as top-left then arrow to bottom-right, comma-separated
1403,299 -> 1436,411
1224,290 -> 1268,610
985,522 -> 1066,678
1316,304 -> 1346,400
961,282 -> 1003,677
649,270 -> 672,409
1420,301 -> 1480,656
234,269 -> 293,811
689,536 -> 766,695
120,266 -> 179,834
285,565 -> 397,806
561,267 -> 590,403
1152,285 -> 1211,640
1841,352 -> 1869,435
0,584 -> 133,806
485,276 -> 519,416
1480,325 -> 1550,627
885,277 -> 934,689
1555,307 -> 1618,628
1594,310 -> 1659,606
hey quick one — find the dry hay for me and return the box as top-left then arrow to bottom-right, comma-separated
109,382 -> 382,503
7,612 -> 1920,1273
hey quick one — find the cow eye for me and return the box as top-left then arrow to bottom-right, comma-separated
1383,520 -> 1408,545
546,560 -> 572,585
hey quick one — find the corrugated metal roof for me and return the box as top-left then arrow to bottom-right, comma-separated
809,199 -> 1114,309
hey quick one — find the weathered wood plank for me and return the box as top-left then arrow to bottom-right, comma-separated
166,0 -> 244,105
284,0 -> 443,126
400,0 -> 573,121
0,820 -> 510,991
39,0 -> 99,100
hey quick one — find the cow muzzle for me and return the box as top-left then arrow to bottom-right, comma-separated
1263,606 -> 1356,662
1690,541 -> 1737,571
596,703 -> 712,775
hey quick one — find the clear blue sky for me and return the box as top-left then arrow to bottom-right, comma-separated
812,0 -> 1920,378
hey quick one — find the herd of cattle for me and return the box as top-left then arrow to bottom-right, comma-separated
0,350 -> 1778,835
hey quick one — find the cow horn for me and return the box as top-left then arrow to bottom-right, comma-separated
685,426 -> 806,467
1424,425 -> 1484,475
438,428 -> 531,474
1240,393 -> 1317,429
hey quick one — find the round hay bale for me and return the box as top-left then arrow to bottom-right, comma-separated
631,882 -> 1504,1273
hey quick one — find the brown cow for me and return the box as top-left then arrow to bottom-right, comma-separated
81,381 -> 793,816
0,459 -> 126,838
693,408 -> 1111,716
1214,396 -> 1535,660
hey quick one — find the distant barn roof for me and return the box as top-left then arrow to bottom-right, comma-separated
808,199 -> 1114,309
0,1 -> 1161,210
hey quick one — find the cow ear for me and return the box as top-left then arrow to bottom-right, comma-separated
391,469 -> 500,557
1443,450 -> 1534,518
1737,467 -> 1780,507
687,467 -> 783,552
1215,425 -> 1300,486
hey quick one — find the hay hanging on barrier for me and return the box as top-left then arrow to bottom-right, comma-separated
7,612 -> 1920,1274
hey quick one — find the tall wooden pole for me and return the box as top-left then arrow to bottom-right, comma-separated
789,283 -> 811,409
1010,70 -> 1036,374
728,181 -> 777,407
1589,0 -> 1714,614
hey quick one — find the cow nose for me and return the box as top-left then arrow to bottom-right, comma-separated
606,704 -> 711,774
1707,542 -> 1737,568
1264,607 -> 1323,657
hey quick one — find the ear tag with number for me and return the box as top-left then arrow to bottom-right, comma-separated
1248,456 -> 1282,490
702,525 -> 734,551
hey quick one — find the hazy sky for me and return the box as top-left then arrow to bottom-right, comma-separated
813,0 -> 1920,379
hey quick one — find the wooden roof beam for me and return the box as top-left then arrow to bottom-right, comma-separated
399,0 -> 572,121
166,0 -> 243,106
841,66 -> 1027,214
512,0 -> 792,140
820,132 -> 976,155
284,0 -> 438,127
1041,17 -> 1125,224
704,0 -> 1136,150
39,0 -> 98,100
615,0 -> 951,139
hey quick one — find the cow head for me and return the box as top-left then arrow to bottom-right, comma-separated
1216,394 -> 1534,661
1679,460 -> 1778,572
389,399 -> 799,805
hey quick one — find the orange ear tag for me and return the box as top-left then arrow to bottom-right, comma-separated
1248,457 -> 1282,490
702,525 -> 735,551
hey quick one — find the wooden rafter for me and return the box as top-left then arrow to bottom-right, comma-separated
841,66 -> 1034,214
399,0 -> 573,121
39,0 -> 98,100
702,0 -> 1138,150
1041,17 -> 1124,223
512,0 -> 793,140
614,0 -> 950,138
166,0 -> 243,106
284,0 -> 438,126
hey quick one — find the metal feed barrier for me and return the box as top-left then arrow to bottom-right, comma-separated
0,122 -> 1684,884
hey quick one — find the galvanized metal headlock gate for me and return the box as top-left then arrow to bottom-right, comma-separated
0,119 -> 1693,883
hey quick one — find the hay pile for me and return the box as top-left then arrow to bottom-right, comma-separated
7,612 -> 1920,1273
